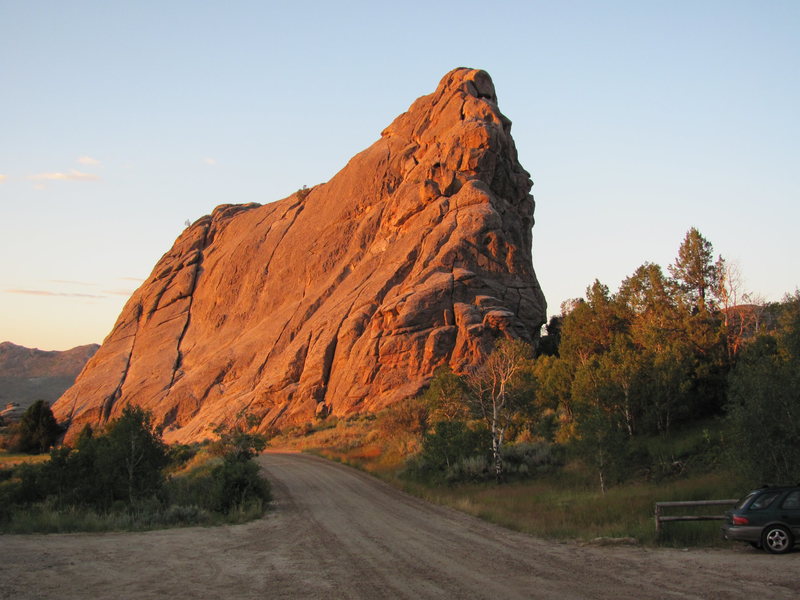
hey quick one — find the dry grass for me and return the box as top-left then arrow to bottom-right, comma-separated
394,467 -> 746,546
0,450 -> 51,468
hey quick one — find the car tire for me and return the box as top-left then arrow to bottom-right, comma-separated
761,525 -> 794,554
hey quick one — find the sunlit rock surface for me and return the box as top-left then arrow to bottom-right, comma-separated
54,68 -> 546,443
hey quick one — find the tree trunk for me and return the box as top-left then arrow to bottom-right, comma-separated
622,385 -> 633,437
492,433 -> 503,483
598,448 -> 607,494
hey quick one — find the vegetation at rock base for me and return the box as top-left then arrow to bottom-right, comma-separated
286,227 -> 799,547
0,408 -> 271,533
1,400 -> 63,454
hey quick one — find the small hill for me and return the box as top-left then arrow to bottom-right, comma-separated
0,342 -> 99,420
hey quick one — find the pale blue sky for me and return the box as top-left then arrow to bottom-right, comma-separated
1,1 -> 798,350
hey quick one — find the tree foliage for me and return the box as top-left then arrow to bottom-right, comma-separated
403,228 -> 793,493
421,367 -> 471,423
210,412 -> 267,461
408,341 -> 541,483
726,293 -> 800,484
669,227 -> 722,313
7,400 -> 62,454
2,407 -> 271,524
4,407 -> 168,510
534,228 -> 738,490
207,412 -> 271,513
411,420 -> 490,482
102,406 -> 169,503
464,339 -> 538,482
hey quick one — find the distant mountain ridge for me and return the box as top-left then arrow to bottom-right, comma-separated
0,342 -> 99,416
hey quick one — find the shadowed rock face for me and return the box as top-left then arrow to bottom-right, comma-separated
53,68 -> 546,443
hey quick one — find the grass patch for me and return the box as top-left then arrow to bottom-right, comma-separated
0,498 -> 268,535
271,414 -> 410,473
391,466 -> 746,547
0,451 -> 50,468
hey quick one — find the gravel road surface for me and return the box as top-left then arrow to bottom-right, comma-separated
1,451 -> 798,599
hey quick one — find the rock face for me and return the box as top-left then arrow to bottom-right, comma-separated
53,68 -> 546,443
0,342 -> 99,418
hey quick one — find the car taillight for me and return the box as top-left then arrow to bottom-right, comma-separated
732,515 -> 749,525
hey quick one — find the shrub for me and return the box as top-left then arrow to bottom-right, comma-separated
210,414 -> 267,461
404,421 -> 490,483
210,456 -> 271,514
6,400 -> 62,454
437,442 -> 565,484
1,408 -> 273,532
167,443 -> 200,471
101,406 -> 169,504
446,455 -> 491,483
376,398 -> 428,441
502,442 -> 565,478
161,504 -> 211,525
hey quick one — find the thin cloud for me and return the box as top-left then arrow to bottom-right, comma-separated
30,169 -> 101,182
119,277 -> 145,282
5,289 -> 106,299
0,174 -> 7,183
49,279 -> 97,287
103,289 -> 136,296
77,156 -> 101,166
203,157 -> 217,166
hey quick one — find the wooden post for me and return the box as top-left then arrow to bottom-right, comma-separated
655,503 -> 661,536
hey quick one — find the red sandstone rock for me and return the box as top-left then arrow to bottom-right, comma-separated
53,68 -> 547,443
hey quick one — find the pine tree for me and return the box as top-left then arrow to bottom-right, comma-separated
669,227 -> 721,313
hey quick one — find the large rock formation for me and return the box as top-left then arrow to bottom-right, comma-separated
54,68 -> 546,443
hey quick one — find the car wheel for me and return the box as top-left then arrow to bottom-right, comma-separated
761,525 -> 794,554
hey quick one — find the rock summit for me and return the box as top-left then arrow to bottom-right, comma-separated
54,68 -> 546,443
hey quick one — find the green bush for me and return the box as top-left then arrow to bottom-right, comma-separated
4,400 -> 62,454
726,304 -> 800,484
167,443 -> 201,470
210,456 -> 272,513
1,408 -> 272,532
434,442 -> 565,484
445,455 -> 491,483
404,421 -> 490,483
502,442 -> 565,477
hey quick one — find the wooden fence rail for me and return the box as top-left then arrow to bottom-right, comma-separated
654,499 -> 739,534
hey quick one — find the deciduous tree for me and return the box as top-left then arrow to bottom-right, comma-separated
13,400 -> 62,454
101,405 -> 169,504
464,339 -> 536,482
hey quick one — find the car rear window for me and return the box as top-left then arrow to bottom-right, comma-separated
781,491 -> 800,510
749,491 -> 781,511
736,491 -> 759,510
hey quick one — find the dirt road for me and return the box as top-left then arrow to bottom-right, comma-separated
1,452 -> 798,599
